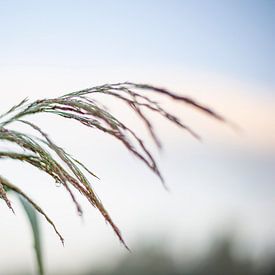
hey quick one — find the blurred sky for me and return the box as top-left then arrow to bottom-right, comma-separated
0,1 -> 274,274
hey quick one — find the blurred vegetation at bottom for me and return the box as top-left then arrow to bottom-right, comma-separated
9,234 -> 275,275
83,236 -> 275,275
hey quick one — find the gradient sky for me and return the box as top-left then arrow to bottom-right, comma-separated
0,1 -> 274,274
0,0 -> 274,90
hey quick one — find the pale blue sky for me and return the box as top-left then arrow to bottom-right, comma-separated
0,0 -> 274,92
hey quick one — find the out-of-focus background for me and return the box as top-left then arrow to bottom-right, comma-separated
0,1 -> 274,274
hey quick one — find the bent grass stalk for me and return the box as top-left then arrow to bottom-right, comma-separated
0,82 -> 228,250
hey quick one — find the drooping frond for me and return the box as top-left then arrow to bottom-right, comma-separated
0,178 -> 14,212
0,82 -> 228,248
0,175 -> 63,244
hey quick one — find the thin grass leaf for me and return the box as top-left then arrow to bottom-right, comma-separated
19,196 -> 44,275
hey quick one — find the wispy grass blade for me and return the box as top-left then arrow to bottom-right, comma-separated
0,175 -> 63,244
0,82 -> 230,248
0,180 -> 14,212
0,97 -> 28,120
